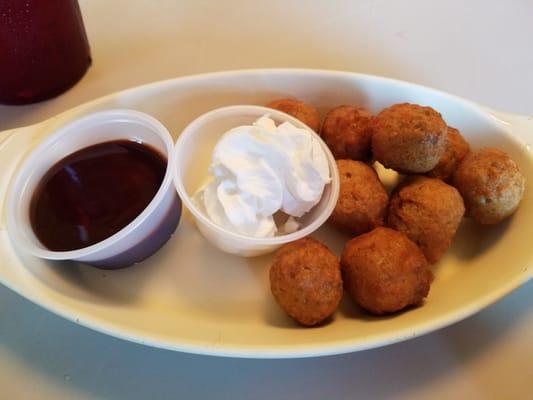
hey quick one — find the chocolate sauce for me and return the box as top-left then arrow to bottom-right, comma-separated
30,140 -> 167,251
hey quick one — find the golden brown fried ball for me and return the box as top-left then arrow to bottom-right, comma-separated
270,237 -> 343,326
330,160 -> 388,235
372,103 -> 447,173
341,227 -> 432,315
387,176 -> 465,264
320,105 -> 374,161
453,148 -> 525,225
266,98 -> 321,132
427,127 -> 471,181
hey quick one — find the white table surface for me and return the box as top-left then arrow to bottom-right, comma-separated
1,1 -> 532,398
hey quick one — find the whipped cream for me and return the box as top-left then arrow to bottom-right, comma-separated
194,115 -> 330,238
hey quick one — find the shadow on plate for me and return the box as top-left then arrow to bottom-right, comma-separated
450,216 -> 511,262
338,294 -> 427,322
16,253 -> 156,306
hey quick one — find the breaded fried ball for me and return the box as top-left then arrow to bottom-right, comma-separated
330,160 -> 388,235
387,176 -> 465,264
321,105 -> 374,161
427,126 -> 471,181
266,98 -> 321,132
453,148 -> 525,225
341,227 -> 432,315
372,103 -> 447,173
270,237 -> 343,326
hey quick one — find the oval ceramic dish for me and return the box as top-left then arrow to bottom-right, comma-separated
0,69 -> 532,358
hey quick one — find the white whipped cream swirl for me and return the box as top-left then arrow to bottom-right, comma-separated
195,115 -> 330,238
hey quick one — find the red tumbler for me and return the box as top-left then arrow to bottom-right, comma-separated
0,0 -> 91,104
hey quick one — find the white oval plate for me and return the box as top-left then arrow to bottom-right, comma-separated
0,69 -> 532,358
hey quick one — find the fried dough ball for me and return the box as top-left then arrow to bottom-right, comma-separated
270,237 -> 343,326
266,98 -> 321,132
341,227 -> 432,315
372,103 -> 447,173
427,126 -> 470,181
387,176 -> 465,264
453,148 -> 525,225
320,105 -> 373,161
330,160 -> 388,235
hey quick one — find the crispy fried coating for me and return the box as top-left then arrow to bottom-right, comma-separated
341,227 -> 432,315
372,103 -> 447,173
320,105 -> 373,161
427,127 -> 470,181
453,148 -> 525,225
266,98 -> 321,132
387,176 -> 465,264
330,160 -> 388,235
270,237 -> 343,326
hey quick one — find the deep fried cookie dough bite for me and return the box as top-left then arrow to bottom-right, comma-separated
341,227 -> 432,315
387,176 -> 465,264
270,237 -> 343,326
330,160 -> 388,235
266,98 -> 321,132
427,126 -> 470,181
453,148 -> 525,225
372,103 -> 447,173
321,105 -> 373,161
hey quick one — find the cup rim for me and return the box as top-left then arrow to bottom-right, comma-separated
6,109 -> 176,260
172,105 -> 340,245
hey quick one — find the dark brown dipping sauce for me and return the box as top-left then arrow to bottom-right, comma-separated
30,140 -> 167,251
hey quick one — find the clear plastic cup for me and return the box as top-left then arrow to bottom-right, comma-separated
172,105 -> 340,257
6,109 -> 181,269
